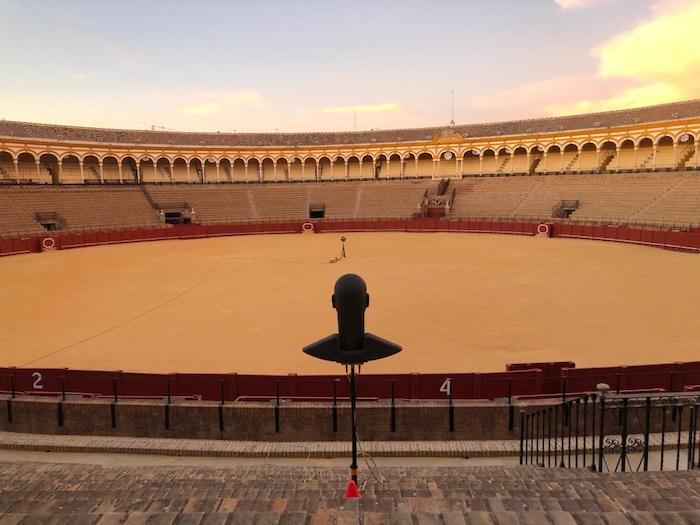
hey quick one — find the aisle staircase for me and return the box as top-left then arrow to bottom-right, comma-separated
421,179 -> 455,217
528,154 -> 542,175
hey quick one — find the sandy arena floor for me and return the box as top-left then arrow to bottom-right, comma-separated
1,232 -> 699,374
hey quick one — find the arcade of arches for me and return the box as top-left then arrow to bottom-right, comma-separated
0,133 -> 698,184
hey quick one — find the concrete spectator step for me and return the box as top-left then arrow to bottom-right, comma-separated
0,461 -> 699,523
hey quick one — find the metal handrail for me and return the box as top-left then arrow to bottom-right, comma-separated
520,391 -> 700,472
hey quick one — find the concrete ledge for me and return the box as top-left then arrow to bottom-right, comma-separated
0,430 -> 687,460
0,430 -> 519,458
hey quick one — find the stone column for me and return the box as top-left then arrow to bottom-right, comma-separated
578,150 -> 582,172
526,151 -> 531,175
560,151 -> 565,174
673,143 -> 678,169
542,153 -> 548,174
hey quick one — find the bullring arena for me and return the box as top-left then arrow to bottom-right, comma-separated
2,99 -> 700,523
2,232 -> 700,375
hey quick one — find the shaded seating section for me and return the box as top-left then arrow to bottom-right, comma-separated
450,177 -> 540,218
145,180 -> 430,223
1,171 -> 699,239
0,186 -> 163,238
506,172 -> 684,222
449,172 -> 698,225
0,192 -> 47,238
635,175 -> 700,223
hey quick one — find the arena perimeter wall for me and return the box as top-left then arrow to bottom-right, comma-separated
2,218 -> 700,256
2,361 -> 700,404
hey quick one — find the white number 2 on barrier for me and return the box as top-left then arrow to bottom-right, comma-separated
440,378 -> 451,397
32,372 -> 43,390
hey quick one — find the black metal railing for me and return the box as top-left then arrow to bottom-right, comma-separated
520,391 -> 700,472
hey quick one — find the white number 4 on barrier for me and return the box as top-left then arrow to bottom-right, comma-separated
440,378 -> 451,397
32,372 -> 43,390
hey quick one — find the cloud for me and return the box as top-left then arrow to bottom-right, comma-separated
321,103 -> 401,114
464,76 -> 630,120
548,82 -> 685,115
573,0 -> 700,112
179,104 -> 220,115
595,1 -> 700,80
175,90 -> 265,117
68,72 -> 90,81
554,0 -> 608,10
465,0 -> 700,120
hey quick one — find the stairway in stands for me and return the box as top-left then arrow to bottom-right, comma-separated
676,144 -> 696,169
0,461 -> 698,523
598,150 -> 616,172
564,153 -> 579,172
630,177 -> 689,221
528,153 -> 543,175
421,178 -> 453,217
638,151 -> 655,170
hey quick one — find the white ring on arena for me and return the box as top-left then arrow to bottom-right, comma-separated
302,222 -> 314,232
42,237 -> 56,250
537,223 -> 550,236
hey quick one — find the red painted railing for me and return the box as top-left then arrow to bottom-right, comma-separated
2,218 -> 700,257
1,361 -> 700,401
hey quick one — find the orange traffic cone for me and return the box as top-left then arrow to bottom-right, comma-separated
344,480 -> 361,499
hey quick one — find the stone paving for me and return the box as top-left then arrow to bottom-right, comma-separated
0,460 -> 699,524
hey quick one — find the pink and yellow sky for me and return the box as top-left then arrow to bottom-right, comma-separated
1,0 -> 699,131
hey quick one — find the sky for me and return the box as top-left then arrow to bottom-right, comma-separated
1,0 -> 699,132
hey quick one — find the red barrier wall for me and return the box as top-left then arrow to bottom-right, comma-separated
1,361 -> 699,402
4,219 -> 698,257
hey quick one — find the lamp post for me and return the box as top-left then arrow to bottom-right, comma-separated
303,274 -> 402,493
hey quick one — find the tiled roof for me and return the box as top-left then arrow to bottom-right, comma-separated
1,99 -> 699,148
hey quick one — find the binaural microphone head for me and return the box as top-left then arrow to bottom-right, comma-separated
332,273 -> 369,311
